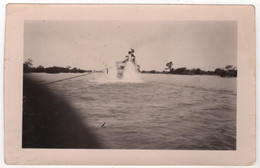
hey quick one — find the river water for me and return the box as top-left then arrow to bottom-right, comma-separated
25,72 -> 236,150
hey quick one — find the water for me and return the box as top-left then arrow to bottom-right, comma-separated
25,71 -> 236,150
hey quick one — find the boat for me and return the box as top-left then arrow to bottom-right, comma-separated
116,48 -> 140,78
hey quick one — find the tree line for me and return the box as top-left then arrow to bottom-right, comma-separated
141,62 -> 237,77
23,59 -> 91,73
24,59 -> 237,77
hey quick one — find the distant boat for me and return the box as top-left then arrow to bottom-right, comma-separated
116,48 -> 140,78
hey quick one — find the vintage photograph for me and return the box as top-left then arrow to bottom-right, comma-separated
22,20 -> 237,150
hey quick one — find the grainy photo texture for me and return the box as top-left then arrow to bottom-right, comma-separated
23,20 -> 237,150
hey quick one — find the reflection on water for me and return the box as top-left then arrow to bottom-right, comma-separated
26,73 -> 236,150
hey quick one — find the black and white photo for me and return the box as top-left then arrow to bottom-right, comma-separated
23,20 -> 237,150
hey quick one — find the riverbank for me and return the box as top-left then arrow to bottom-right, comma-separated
141,66 -> 237,78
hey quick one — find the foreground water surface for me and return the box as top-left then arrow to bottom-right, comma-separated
25,72 -> 236,150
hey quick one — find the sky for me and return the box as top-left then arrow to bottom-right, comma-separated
24,20 -> 237,71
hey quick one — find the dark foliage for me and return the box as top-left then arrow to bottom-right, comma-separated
23,59 -> 91,73
24,59 -> 237,77
141,63 -> 237,77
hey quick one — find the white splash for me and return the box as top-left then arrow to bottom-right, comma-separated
121,61 -> 142,82
93,62 -> 143,84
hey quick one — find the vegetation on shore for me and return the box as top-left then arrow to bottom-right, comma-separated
24,59 -> 237,77
141,62 -> 237,77
23,59 -> 91,73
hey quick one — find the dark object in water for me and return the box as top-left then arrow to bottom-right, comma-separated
101,122 -> 106,128
23,76 -> 102,148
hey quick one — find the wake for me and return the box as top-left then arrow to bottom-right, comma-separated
92,62 -> 143,84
